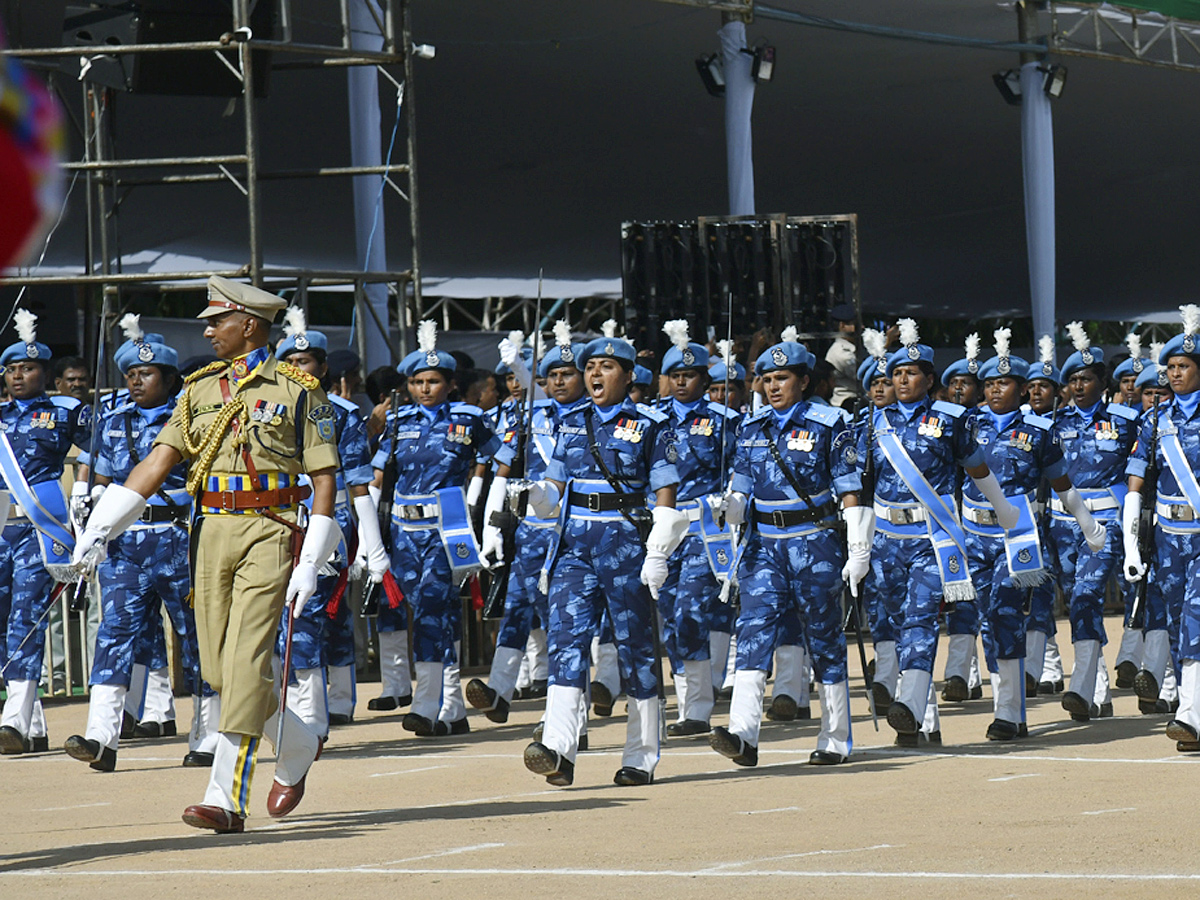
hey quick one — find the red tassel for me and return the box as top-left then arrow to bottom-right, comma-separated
324,530 -> 358,619
383,570 -> 405,609
469,574 -> 483,611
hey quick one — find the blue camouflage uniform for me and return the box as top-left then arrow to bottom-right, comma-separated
89,398 -> 212,696
542,398 -> 679,699
0,392 -> 91,682
371,401 -> 498,664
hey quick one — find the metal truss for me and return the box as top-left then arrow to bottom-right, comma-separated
1048,3 -> 1200,72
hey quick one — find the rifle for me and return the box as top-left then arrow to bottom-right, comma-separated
1130,394 -> 1161,629
844,392 -> 878,730
362,387 -> 402,618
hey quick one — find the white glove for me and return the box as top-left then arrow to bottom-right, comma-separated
724,491 -> 748,527
1121,492 -> 1146,582
498,337 -> 521,369
520,480 -> 561,519
1059,487 -> 1106,553
466,475 -> 484,509
481,475 -> 508,566
840,505 -> 875,597
644,506 -> 690,556
368,484 -> 382,506
71,483 -> 147,574
971,471 -> 1020,531
286,514 -> 342,618
353,494 -> 390,584
639,550 -> 669,599
69,481 -> 93,534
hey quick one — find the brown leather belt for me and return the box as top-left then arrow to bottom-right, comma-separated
198,485 -> 311,511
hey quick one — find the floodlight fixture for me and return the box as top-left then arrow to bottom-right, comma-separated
993,69 -> 1022,106
1040,63 -> 1067,98
696,53 -> 725,97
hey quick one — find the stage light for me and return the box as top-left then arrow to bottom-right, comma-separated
1040,63 -> 1067,98
695,52 -> 725,97
992,69 -> 1022,106
412,43 -> 436,59
750,45 -> 775,82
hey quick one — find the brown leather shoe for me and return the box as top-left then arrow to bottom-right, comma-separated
182,804 -> 244,834
266,776 -> 306,818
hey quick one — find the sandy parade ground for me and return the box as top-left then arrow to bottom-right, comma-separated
2,614 -> 1198,900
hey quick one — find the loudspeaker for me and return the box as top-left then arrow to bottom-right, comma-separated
620,221 -> 705,361
62,1 -> 273,96
776,216 -> 858,335
697,214 -> 784,340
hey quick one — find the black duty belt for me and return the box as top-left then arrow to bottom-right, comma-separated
141,504 -> 187,525
568,490 -> 645,513
753,502 -> 836,528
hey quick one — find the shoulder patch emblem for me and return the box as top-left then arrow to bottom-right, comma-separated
308,403 -> 336,442
277,360 -> 320,391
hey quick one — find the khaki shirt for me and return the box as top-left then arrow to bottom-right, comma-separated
156,354 -> 340,483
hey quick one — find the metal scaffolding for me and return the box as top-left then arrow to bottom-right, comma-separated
0,0 -> 420,360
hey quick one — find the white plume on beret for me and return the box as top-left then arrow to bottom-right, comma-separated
663,319 -> 690,351
780,325 -> 799,343
1125,331 -> 1142,361
417,319 -> 437,354
862,328 -> 886,360
118,312 -> 143,343
1150,340 -> 1165,369
1182,304 -> 1200,336
1066,321 -> 1090,352
553,319 -> 572,349
964,332 -> 980,361
601,319 -> 618,339
897,318 -> 919,347
1039,334 -> 1055,366
716,339 -> 734,366
282,307 -> 307,338
992,327 -> 1011,360
14,309 -> 37,345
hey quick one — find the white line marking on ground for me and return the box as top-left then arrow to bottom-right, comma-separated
5,867 -> 1200,881
740,806 -> 802,815
369,765 -> 450,778
378,843 -> 505,866
699,845 -> 895,872
1082,807 -> 1137,816
32,802 -> 112,813
988,774 -> 1041,782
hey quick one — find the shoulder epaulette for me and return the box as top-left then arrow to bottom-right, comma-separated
636,403 -> 668,423
706,400 -> 740,421
932,400 -> 967,418
330,394 -> 359,414
184,360 -> 227,384
450,402 -> 484,417
804,403 -> 843,428
49,394 -> 82,410
1107,402 -> 1138,422
1023,412 -> 1054,431
276,360 -> 320,391
533,398 -> 553,409
745,406 -> 772,424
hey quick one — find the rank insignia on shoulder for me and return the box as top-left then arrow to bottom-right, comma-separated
277,360 -> 320,390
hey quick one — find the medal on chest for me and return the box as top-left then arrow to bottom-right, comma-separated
250,400 -> 286,426
1009,430 -> 1032,452
447,423 -> 472,445
690,417 -> 713,437
1094,420 -> 1118,442
614,417 -> 643,443
786,429 -> 814,452
917,414 -> 943,438
30,411 -> 56,430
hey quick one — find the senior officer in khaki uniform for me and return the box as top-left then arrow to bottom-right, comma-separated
74,276 -> 343,834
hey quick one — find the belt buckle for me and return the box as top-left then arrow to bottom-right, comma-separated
771,510 -> 787,528
220,491 -> 236,511
897,508 -> 912,525
588,493 -> 602,512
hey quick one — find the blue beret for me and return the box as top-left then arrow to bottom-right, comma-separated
1027,358 -> 1061,385
1,340 -> 52,366
709,360 -> 745,384
754,341 -> 813,377
578,336 -> 636,368
277,329 -> 329,359
1136,362 -> 1168,390
1061,346 -> 1105,381
633,365 -> 653,387
978,355 -> 1029,382
400,348 -> 457,376
1113,356 -> 1148,381
539,344 -> 584,378
661,342 -> 709,374
940,356 -> 982,386
116,339 -> 179,375
858,356 -> 888,391
885,343 -> 935,377
1160,332 -> 1200,365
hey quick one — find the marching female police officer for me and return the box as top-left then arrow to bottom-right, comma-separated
371,321 -> 499,736
0,310 -> 91,754
63,320 -> 218,771
709,337 -> 863,767
1053,322 -> 1139,722
519,333 -> 686,787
